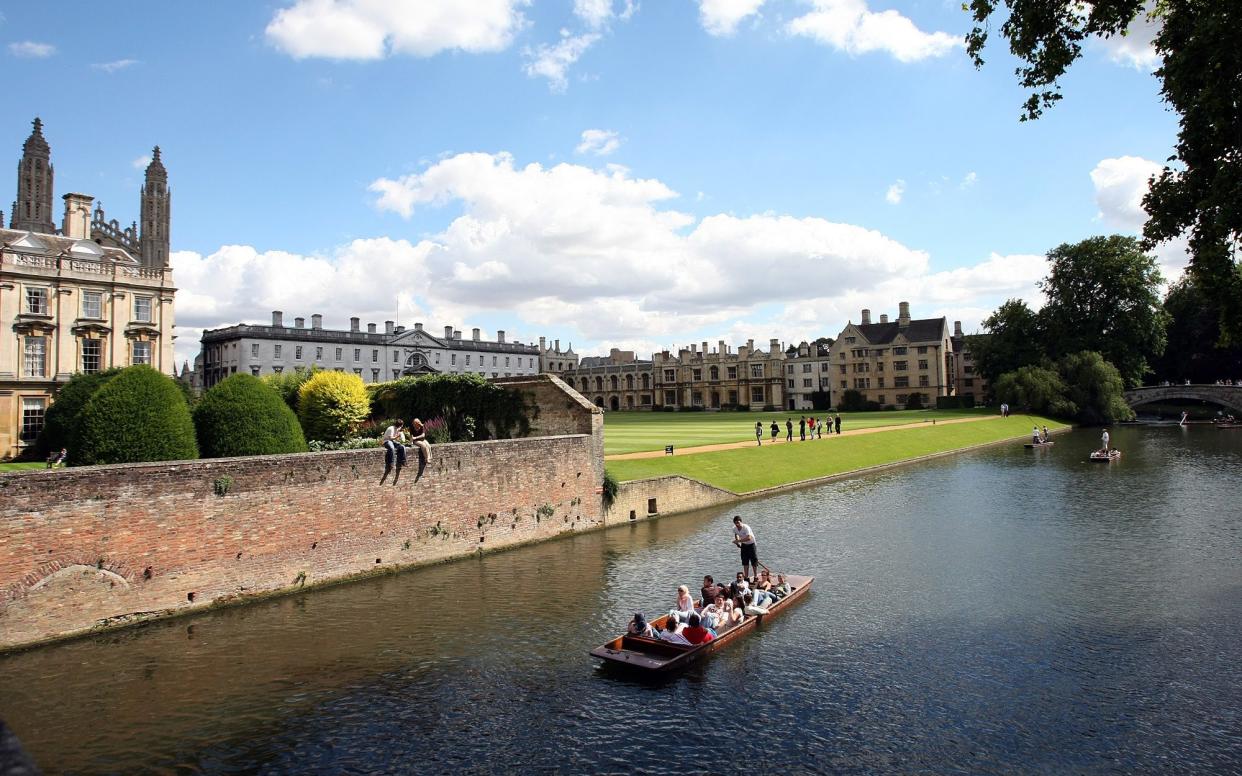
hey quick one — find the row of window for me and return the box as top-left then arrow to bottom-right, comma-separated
662,387 -> 766,405
219,341 -> 536,370
24,286 -> 155,322
661,364 -> 767,382
22,336 -> 150,377
845,375 -> 931,390
787,378 -> 831,389
848,359 -> 931,374
786,363 -> 831,374
840,345 -> 931,360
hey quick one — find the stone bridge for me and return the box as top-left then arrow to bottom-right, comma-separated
1124,384 -> 1242,414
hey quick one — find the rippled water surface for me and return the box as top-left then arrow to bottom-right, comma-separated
3,427 -> 1241,774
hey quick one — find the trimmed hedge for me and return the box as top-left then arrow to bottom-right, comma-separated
76,366 -> 199,465
193,374 -> 307,458
368,373 -> 529,442
36,368 -> 123,456
298,370 -> 370,442
262,366 -> 320,412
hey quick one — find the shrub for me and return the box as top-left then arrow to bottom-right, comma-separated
422,417 -> 451,444
838,389 -> 866,412
298,371 -> 370,442
76,366 -> 199,465
262,366 -> 320,412
864,401 -> 882,411
193,374 -> 307,457
307,436 -> 381,452
681,405 -> 704,412
36,368 -> 122,456
368,373 -> 529,441
602,470 -> 619,509
905,393 -> 925,410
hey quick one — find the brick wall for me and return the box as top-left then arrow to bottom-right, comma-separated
605,475 -> 736,524
0,375 -> 605,652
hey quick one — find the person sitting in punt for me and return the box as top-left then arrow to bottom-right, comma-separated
627,613 -> 656,638
752,570 -> 777,607
773,573 -> 792,598
741,592 -> 769,617
658,617 -> 691,645
682,612 -> 716,644
672,585 -> 696,622
699,595 -> 726,630
700,575 -> 723,605
734,571 -> 751,595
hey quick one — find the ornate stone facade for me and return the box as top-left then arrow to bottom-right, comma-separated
829,302 -> 955,408
653,338 -> 786,410
1,119 -> 176,458
568,348 -> 653,410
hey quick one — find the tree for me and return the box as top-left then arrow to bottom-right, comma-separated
367,373 -> 529,441
1038,235 -> 1168,387
967,298 -> 1044,384
297,370 -> 370,442
193,374 -> 307,458
838,389 -> 866,412
1153,276 -> 1242,383
992,365 -> 1071,417
1058,351 -> 1135,424
76,366 -> 199,465
262,366 -> 320,412
35,367 -> 122,456
967,0 -> 1242,342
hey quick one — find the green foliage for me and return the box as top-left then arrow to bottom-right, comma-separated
76,366 -> 199,465
36,367 -> 122,456
368,373 -> 529,442
1057,351 -> 1135,424
262,366 -> 320,412
602,470 -> 619,509
306,436 -> 380,452
1154,275 -> 1242,382
193,374 -> 307,458
838,389 -> 866,412
905,393 -> 924,410
1037,235 -> 1168,387
993,365 -> 1072,418
298,371 -> 371,443
967,0 -> 1242,343
969,299 -> 1044,384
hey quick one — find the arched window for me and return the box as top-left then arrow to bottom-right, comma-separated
641,373 -> 650,389
580,377 -> 589,391
595,376 -> 604,390
626,374 -> 634,389
610,375 -> 619,391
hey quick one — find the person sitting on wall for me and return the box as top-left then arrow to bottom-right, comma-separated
658,617 -> 691,645
682,612 -> 716,644
45,448 -> 67,469
408,418 -> 432,481
380,420 -> 407,485
627,613 -> 657,638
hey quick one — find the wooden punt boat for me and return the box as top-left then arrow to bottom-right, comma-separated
1090,449 -> 1122,462
590,574 -> 813,673
1024,441 -> 1054,449
1215,423 -> 1242,430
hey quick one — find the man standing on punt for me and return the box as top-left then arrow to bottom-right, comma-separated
733,516 -> 759,580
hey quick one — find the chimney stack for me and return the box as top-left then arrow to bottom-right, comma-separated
414,322 -> 423,331
350,317 -> 360,332
394,325 -> 405,334
272,310 -> 283,327
472,328 -> 480,341
445,325 -> 454,339
880,314 -> 888,324
61,193 -> 93,240
861,308 -> 872,325
497,330 -> 505,343
385,320 -> 394,335
311,314 -> 322,330
954,320 -> 963,338
769,338 -> 780,354
540,336 -> 546,351
367,323 -> 377,334
899,301 -> 911,328
294,317 -> 305,328
454,329 -> 462,340
555,339 -> 560,351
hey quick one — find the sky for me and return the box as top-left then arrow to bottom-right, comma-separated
1,0 -> 1181,367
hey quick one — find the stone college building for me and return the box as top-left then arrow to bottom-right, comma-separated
0,119 -> 176,458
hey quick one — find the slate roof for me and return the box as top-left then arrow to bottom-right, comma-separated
854,317 -> 947,345
1,227 -> 139,264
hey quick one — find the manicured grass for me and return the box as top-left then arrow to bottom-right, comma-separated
0,462 -> 44,472
606,415 -> 1067,492
602,407 -> 994,455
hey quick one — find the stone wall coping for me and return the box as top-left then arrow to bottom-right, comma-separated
0,433 -> 591,481
495,373 -> 602,414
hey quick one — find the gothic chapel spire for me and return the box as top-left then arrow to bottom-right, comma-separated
140,145 -> 171,268
10,116 -> 56,233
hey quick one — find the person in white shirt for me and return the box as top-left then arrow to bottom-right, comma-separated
732,516 -> 759,580
657,618 -> 691,646
741,592 -> 769,617
380,420 -> 407,485
1101,428 -> 1111,454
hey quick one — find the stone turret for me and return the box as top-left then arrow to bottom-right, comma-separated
11,117 -> 56,234
140,146 -> 171,268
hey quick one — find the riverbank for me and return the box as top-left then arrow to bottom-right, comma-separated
607,415 -> 1068,493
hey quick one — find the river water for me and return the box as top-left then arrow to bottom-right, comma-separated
2,426 -> 1240,774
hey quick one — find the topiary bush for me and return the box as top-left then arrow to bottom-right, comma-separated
298,370 -> 370,442
35,367 -> 123,457
193,374 -> 307,458
262,366 -> 320,412
76,366 -> 199,465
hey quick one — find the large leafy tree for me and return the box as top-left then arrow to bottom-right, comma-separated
1153,275 -> 1242,383
966,0 -> 1242,342
967,298 -> 1044,384
1037,235 -> 1168,387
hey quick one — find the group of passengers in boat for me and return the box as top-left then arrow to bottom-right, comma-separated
626,569 -> 795,646
1031,425 -> 1052,445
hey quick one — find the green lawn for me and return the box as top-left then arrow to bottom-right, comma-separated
606,414 -> 1066,492
0,462 -> 44,472
602,407 -> 994,455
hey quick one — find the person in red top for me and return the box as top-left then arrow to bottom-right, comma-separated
681,612 -> 715,644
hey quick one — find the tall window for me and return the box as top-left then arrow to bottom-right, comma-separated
251,343 -> 260,357
750,364 -> 764,378
274,344 -> 282,358
466,355 -> 472,365
21,398 -> 46,442
918,359 -> 929,370
23,336 -> 46,377
393,351 -> 399,363
335,347 -> 343,361
132,340 -> 152,365
81,339 -> 102,373
315,347 -> 323,360
372,349 -> 378,362
727,366 -> 737,380
354,348 -> 361,361
295,346 -> 303,360
750,386 -> 764,402
81,291 -> 103,319
133,296 -> 153,322
25,286 -> 48,314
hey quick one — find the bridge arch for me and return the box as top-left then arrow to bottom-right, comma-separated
1124,384 -> 1242,415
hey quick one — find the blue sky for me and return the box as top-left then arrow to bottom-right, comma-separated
2,1 -> 1179,365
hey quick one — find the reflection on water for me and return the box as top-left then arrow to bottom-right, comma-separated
2,427 -> 1241,774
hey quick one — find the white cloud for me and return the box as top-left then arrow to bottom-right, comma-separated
1090,155 -> 1189,277
132,155 -> 152,170
91,58 -> 138,73
576,128 -> 623,156
265,0 -> 529,60
8,41 -> 55,58
698,0 -> 766,37
885,179 -> 905,204
1097,4 -> 1160,70
574,0 -> 635,28
788,0 -> 961,63
960,171 -> 977,188
522,30 -> 601,92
